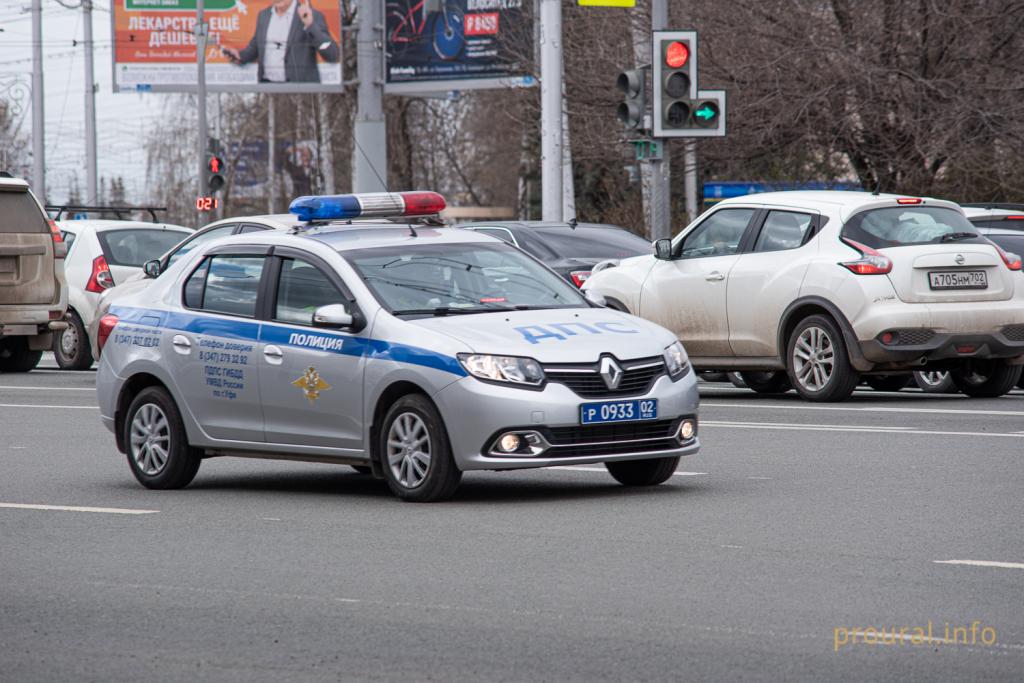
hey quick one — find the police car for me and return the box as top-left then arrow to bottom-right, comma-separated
95,192 -> 700,502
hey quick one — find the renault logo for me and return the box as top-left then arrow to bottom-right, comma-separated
599,357 -> 624,390
955,254 -> 965,265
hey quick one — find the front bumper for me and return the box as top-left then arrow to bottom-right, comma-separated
859,326 -> 1024,367
433,370 -> 701,471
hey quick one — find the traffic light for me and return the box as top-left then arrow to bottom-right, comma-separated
616,68 -> 646,131
207,155 -> 225,193
652,30 -> 697,137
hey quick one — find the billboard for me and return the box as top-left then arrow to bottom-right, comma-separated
111,0 -> 343,93
384,0 -> 535,94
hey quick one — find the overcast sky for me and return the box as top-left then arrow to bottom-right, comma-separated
1,0 -> 186,204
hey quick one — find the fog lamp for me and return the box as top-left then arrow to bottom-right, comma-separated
498,433 -> 522,453
679,420 -> 696,441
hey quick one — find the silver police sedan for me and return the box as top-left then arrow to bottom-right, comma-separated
95,192 -> 700,501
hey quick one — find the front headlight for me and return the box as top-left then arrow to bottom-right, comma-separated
457,353 -> 545,386
663,341 -> 690,379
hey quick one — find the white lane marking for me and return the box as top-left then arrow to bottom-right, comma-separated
0,403 -> 97,410
0,385 -> 94,391
548,466 -> 706,476
934,559 -> 1024,570
746,476 -> 772,480
703,401 -> 1024,418
260,517 -> 282,521
9,446 -> 27,450
702,420 -> 1024,439
0,502 -> 158,515
721,545 -> 743,549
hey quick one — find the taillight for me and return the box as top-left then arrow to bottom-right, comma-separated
988,240 -> 1022,271
839,238 -> 892,275
1006,215 -> 1024,221
96,314 -> 119,356
86,255 -> 115,293
570,270 -> 591,288
896,197 -> 923,205
48,220 -> 66,258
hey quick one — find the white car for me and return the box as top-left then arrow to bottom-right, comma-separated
584,191 -> 1024,402
55,220 -> 192,369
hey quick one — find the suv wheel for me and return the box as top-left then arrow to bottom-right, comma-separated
53,310 -> 93,370
950,360 -> 1022,398
0,337 -> 43,373
739,371 -> 790,394
786,315 -> 860,402
913,370 -> 957,394
124,386 -> 201,489
379,395 -> 461,502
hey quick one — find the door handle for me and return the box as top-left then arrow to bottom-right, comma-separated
171,335 -> 191,355
264,344 -> 284,365
705,271 -> 725,281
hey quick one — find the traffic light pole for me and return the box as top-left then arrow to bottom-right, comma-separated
649,0 -> 670,240
196,0 -> 210,220
353,0 -> 387,193
539,0 -> 563,222
30,0 -> 44,201
684,140 -> 697,225
83,0 -> 98,205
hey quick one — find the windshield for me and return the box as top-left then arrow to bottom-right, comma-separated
345,242 -> 588,315
842,207 -> 980,249
533,227 -> 651,260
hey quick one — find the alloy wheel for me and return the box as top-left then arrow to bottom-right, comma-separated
130,403 -> 171,476
386,412 -> 431,489
792,326 -> 835,392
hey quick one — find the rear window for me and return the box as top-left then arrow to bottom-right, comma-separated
842,207 -> 980,249
986,234 -> 1024,256
0,189 -> 48,234
97,228 -> 190,267
533,227 -> 651,259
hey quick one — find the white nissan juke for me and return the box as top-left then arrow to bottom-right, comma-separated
584,191 -> 1024,402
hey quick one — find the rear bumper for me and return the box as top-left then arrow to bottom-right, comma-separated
859,328 -> 1024,367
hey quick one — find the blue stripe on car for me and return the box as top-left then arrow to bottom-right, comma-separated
110,306 -> 467,377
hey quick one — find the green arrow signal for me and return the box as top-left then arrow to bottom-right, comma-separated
695,106 -> 716,121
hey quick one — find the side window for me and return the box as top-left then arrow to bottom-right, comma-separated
184,255 -> 265,317
753,211 -> 815,253
238,224 -> 269,234
61,231 -> 77,253
166,225 -> 236,268
274,257 -> 344,326
679,209 -> 754,258
471,228 -> 515,244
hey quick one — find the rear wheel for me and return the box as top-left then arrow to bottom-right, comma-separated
865,375 -> 910,392
786,315 -> 860,402
950,360 -> 1022,398
605,456 -> 680,486
124,386 -> 201,489
914,370 -> 957,394
379,395 -> 461,502
739,371 -> 790,394
0,337 -> 42,373
53,310 -> 92,370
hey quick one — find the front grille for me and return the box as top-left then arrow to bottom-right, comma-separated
893,329 -> 935,346
1002,325 -> 1024,342
544,356 -> 666,398
542,418 -> 684,458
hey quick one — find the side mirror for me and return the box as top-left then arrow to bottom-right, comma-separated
313,303 -> 354,329
654,239 -> 674,260
142,259 -> 162,279
584,289 -> 607,307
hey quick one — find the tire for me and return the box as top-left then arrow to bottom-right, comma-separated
914,370 -> 958,394
350,465 -> 372,475
864,375 -> 910,392
53,310 -> 92,370
605,456 -> 680,486
950,360 -> 1023,398
740,371 -> 791,394
727,372 -> 748,388
124,386 -> 201,489
785,314 -> 860,402
698,371 -> 728,383
378,394 -> 461,502
0,337 -> 43,373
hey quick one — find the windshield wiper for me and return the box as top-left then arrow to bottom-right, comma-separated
940,232 -> 978,242
390,307 -> 514,317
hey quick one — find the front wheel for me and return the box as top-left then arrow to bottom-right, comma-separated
53,310 -> 93,370
379,395 -> 461,502
950,360 -> 1022,398
124,386 -> 201,489
605,456 -> 680,486
786,315 -> 860,402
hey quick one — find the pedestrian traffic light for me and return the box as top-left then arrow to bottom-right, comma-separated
652,30 -> 698,137
616,68 -> 646,131
207,155 -> 225,193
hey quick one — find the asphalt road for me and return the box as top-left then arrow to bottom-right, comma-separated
1,356 -> 1022,681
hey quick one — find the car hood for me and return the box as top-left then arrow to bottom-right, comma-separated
408,307 -> 679,363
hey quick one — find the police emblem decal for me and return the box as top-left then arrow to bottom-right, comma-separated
292,366 -> 331,402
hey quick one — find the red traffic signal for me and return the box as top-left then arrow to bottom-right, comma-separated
208,156 -> 224,174
665,41 -> 689,68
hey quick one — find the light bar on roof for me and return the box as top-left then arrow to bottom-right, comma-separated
289,191 -> 446,222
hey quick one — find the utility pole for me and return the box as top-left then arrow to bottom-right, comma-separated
83,0 -> 98,205
649,0 -> 670,240
267,96 -> 277,213
684,139 -> 697,224
196,0 -> 209,222
318,94 -> 336,194
30,0 -> 44,201
352,0 -> 387,192
539,0 -> 563,222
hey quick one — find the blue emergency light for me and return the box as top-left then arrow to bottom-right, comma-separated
289,191 -> 447,222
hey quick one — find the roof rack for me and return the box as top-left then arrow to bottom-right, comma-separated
961,203 -> 1024,212
46,205 -> 168,223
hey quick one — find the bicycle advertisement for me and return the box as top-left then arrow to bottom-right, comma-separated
384,0 -> 535,94
111,0 -> 343,93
